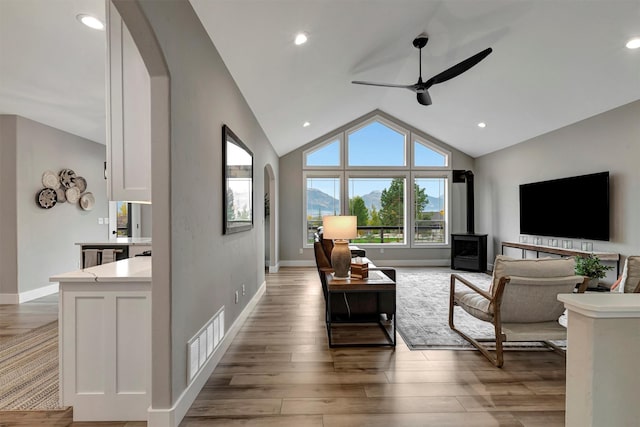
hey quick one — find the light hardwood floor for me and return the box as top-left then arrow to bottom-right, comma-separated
0,268 -> 568,426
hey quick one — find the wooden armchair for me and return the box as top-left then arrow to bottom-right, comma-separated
449,255 -> 589,367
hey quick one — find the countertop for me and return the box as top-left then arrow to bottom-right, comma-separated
75,237 -> 152,246
51,256 -> 152,283
558,293 -> 640,318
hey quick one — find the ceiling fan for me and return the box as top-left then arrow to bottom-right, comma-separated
352,34 -> 492,106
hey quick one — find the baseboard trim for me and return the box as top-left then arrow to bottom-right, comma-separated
19,283 -> 59,303
268,262 -> 280,273
147,280 -> 267,427
0,283 -> 59,305
375,259 -> 450,267
0,293 -> 19,304
279,259 -> 451,268
279,260 -> 316,267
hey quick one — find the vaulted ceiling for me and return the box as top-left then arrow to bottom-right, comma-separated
2,0 -> 639,158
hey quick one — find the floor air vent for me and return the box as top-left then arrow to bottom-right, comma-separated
188,307 -> 225,382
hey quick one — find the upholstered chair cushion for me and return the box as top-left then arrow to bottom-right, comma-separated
314,241 -> 331,270
490,255 -> 576,294
455,290 -> 493,321
500,275 -> 584,322
618,256 -> 640,293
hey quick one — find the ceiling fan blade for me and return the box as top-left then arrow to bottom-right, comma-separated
417,91 -> 432,106
352,80 -> 415,90
426,47 -> 492,86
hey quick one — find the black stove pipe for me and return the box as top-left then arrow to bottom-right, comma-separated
464,171 -> 474,234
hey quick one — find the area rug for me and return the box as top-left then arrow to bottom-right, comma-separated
0,321 -> 60,410
396,268 -> 495,349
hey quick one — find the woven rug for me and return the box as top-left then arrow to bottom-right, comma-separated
396,268 -> 495,349
0,321 -> 61,410
396,268 -> 568,350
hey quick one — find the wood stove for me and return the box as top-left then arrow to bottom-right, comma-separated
451,170 -> 488,272
451,233 -> 487,271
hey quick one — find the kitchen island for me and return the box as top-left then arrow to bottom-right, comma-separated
51,256 -> 151,421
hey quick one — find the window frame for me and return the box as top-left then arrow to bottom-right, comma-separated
303,134 -> 343,170
410,171 -> 452,248
346,171 -> 410,247
301,113 -> 452,249
345,116 -> 409,170
411,133 -> 451,170
303,171 -> 344,246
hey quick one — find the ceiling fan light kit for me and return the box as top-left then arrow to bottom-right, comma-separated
352,33 -> 492,106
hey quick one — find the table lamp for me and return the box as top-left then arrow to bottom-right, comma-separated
323,215 -> 357,278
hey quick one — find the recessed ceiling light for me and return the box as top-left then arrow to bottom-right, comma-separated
303,121 -> 311,127
76,14 -> 104,30
626,37 -> 640,49
477,122 -> 487,128
294,32 -> 308,46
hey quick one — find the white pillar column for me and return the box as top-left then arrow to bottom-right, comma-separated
558,294 -> 640,427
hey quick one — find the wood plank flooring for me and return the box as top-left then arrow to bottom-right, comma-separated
0,267 -> 568,426
180,268 -> 568,426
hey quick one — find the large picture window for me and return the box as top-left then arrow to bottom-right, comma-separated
302,113 -> 451,248
348,176 -> 406,244
305,175 -> 341,244
413,177 -> 447,244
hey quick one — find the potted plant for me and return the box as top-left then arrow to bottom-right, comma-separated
575,254 -> 614,288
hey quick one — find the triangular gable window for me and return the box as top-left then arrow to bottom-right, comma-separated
305,138 -> 340,167
414,139 -> 447,167
347,120 -> 406,167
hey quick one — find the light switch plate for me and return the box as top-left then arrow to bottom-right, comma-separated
104,217 -> 109,224
98,218 -> 104,225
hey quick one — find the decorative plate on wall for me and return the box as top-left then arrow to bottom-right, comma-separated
55,187 -> 67,203
59,169 -> 76,189
42,170 -> 60,189
37,188 -> 57,209
74,176 -> 87,193
65,187 -> 81,203
80,192 -> 95,211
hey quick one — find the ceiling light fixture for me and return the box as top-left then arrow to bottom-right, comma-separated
303,121 -> 310,127
294,32 -> 308,46
76,14 -> 105,30
626,37 -> 640,49
477,122 -> 487,128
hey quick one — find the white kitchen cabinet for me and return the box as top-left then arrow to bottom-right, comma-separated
53,258 -> 152,421
106,1 -> 151,202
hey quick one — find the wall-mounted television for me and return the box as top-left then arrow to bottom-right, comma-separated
519,172 -> 610,241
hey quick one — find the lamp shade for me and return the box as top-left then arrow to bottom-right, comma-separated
322,215 -> 357,240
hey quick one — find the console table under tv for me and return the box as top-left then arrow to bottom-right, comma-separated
501,241 -> 620,276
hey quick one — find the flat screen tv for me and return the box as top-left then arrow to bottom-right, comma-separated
519,172 -> 610,241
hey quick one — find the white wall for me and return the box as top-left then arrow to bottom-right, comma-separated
475,100 -> 640,281
135,0 -> 280,405
0,115 -> 107,301
279,109 -> 475,266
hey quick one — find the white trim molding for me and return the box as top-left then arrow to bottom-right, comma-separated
0,283 -> 59,305
19,283 -> 59,303
147,280 -> 267,427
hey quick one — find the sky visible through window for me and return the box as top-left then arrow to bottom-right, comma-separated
306,121 -> 446,211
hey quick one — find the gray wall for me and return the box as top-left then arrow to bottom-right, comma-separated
279,110 -> 475,266
137,0 -> 279,402
0,116 -> 18,296
16,116 -> 108,292
475,100 -> 640,281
